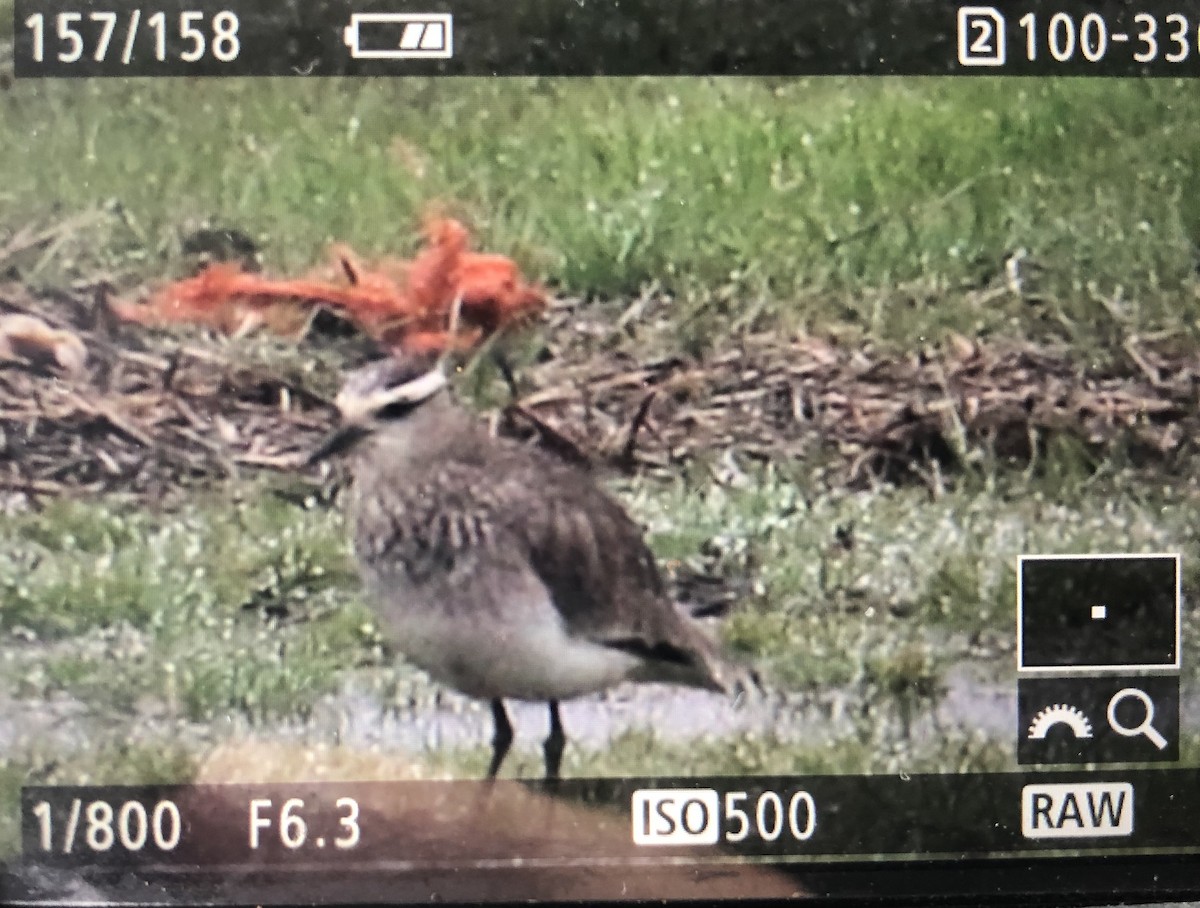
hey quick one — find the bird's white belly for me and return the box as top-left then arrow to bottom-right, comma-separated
377,597 -> 639,702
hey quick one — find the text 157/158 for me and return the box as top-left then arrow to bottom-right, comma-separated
23,11 -> 240,65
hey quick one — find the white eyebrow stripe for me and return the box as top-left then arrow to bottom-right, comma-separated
336,369 -> 447,422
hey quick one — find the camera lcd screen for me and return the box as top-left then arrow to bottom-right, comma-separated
1,1 -> 1199,904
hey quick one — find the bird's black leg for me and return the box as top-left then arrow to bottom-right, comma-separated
543,700 -> 565,782
491,349 -> 520,402
487,698 -> 514,779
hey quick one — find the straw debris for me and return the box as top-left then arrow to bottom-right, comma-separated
0,283 -> 1196,501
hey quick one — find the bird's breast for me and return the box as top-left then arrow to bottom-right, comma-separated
358,566 -> 640,702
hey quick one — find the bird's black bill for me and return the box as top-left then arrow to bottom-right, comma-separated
306,424 -> 372,465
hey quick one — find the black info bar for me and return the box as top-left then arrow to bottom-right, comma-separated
17,769 -> 1200,868
14,0 -> 1200,77
9,771 -> 1200,903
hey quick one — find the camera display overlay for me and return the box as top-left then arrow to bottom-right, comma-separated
1019,554 -> 1179,671
1,1 -> 1199,905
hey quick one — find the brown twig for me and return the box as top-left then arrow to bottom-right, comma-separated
617,391 -> 657,474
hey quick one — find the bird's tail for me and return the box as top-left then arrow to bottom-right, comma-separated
629,617 -> 759,698
689,643 -> 761,698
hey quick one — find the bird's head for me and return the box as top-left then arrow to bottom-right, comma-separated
308,352 -> 449,465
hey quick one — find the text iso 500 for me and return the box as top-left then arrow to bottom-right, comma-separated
23,11 -> 240,66
632,788 -> 817,848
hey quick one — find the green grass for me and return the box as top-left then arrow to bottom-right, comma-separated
0,487 -> 377,722
0,70 -> 1198,810
0,462 -> 1195,784
1,77 -> 1199,353
623,464 -> 1199,689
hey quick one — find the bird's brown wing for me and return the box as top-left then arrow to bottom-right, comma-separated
483,450 -> 729,692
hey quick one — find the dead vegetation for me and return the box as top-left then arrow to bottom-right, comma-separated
0,282 -> 333,500
515,298 -> 1199,486
0,282 -> 1197,503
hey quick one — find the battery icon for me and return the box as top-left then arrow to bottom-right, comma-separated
343,13 -> 454,59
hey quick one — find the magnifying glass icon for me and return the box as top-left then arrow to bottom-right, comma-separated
1107,688 -> 1168,750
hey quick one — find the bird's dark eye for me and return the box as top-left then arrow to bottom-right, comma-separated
377,398 -> 418,421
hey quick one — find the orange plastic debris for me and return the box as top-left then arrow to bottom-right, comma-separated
112,217 -> 547,353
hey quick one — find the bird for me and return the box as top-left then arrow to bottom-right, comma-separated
309,352 -> 738,780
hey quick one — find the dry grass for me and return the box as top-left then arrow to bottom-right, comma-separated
2,282 -> 1197,505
